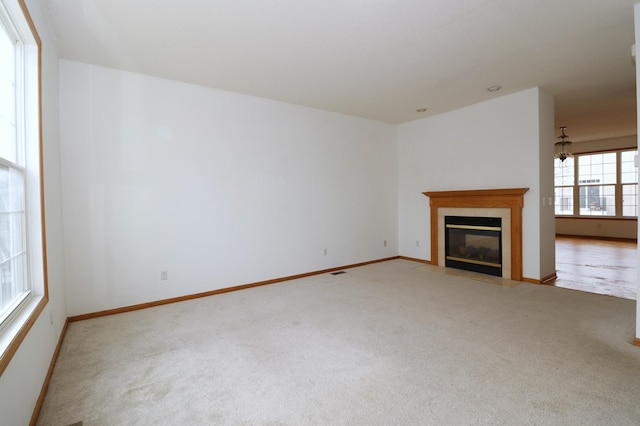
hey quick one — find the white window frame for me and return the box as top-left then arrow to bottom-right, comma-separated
0,0 -> 30,327
0,0 -> 47,377
554,149 -> 639,218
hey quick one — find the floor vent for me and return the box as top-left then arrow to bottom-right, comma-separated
331,271 -> 346,275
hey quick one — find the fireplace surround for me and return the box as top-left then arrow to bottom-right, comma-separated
422,188 -> 528,280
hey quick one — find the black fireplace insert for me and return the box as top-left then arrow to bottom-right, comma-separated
444,216 -> 502,277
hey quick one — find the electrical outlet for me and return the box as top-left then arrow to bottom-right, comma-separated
160,271 -> 168,280
323,248 -> 327,256
384,240 -> 387,247
416,240 -> 420,247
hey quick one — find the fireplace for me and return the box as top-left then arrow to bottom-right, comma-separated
445,216 -> 502,277
422,188 -> 529,281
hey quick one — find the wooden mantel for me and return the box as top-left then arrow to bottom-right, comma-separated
422,188 -> 529,281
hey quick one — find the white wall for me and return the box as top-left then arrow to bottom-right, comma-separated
397,88 -> 553,280
556,218 -> 637,239
634,3 -> 640,344
571,135 -> 636,152
59,60 -> 398,316
0,0 -> 67,424
538,90 -> 556,279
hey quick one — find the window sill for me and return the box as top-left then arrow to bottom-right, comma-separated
0,294 -> 47,375
555,216 -> 638,221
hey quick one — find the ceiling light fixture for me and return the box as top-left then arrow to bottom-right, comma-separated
554,126 -> 573,162
486,85 -> 502,92
416,108 -> 428,112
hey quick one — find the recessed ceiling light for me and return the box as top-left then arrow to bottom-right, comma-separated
486,85 -> 502,92
416,108 -> 428,112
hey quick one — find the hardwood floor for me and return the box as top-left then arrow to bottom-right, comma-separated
553,236 -> 637,300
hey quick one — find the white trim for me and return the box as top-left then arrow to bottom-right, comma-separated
0,290 -> 30,331
0,293 -> 39,354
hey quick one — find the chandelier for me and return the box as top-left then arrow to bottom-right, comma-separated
554,126 -> 573,162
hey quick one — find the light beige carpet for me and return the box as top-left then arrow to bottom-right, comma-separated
38,259 -> 640,425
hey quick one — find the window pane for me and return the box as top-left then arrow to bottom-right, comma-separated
554,186 -> 573,215
578,153 -> 616,185
0,165 -> 27,318
0,211 -> 8,263
7,166 -> 23,211
0,166 -> 24,260
622,184 -> 638,217
0,23 -> 15,85
621,150 -> 638,184
10,212 -> 24,254
0,254 -> 26,313
579,184 -> 615,216
554,157 -> 574,186
0,260 -> 12,312
0,116 -> 17,161
0,76 -> 15,125
0,21 -> 17,165
0,48 -> 15,124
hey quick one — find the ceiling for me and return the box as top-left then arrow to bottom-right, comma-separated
43,0 -> 638,142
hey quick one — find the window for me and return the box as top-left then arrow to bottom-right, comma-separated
0,0 -> 46,376
621,150 -> 638,216
554,150 -> 638,217
554,157 -> 574,216
0,13 -> 29,323
578,152 -> 616,216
